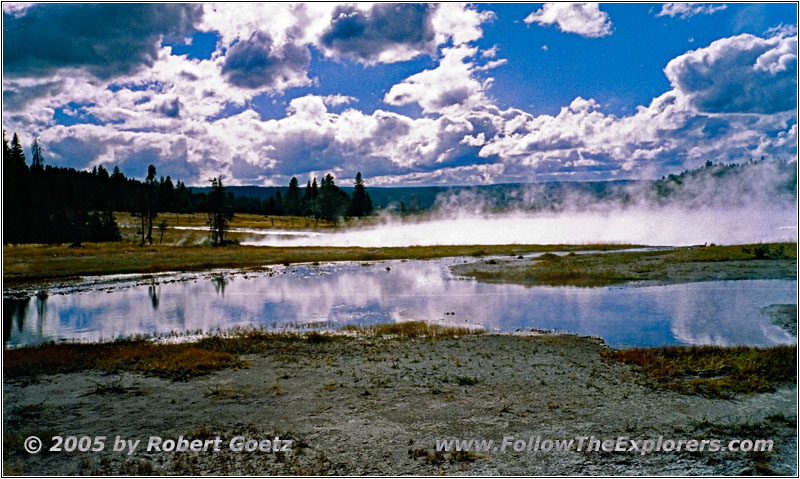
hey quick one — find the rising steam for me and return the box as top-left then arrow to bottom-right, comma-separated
243,161 -> 797,248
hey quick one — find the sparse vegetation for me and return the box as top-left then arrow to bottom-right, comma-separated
457,243 -> 796,287
602,344 -> 797,398
343,321 -> 482,338
454,375 -> 480,386
4,340 -> 241,380
3,323 -> 483,380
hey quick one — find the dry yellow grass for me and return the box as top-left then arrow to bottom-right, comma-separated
603,345 -> 797,397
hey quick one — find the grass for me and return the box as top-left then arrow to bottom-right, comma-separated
461,242 -> 797,287
602,344 -> 797,398
3,322 -> 482,380
3,340 -> 242,380
3,241 -> 639,284
342,321 -> 483,338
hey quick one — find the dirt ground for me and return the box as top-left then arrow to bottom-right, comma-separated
4,333 -> 796,475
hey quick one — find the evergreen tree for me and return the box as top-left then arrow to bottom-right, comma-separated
31,138 -> 43,170
4,131 -> 29,243
316,173 -> 350,222
274,190 -> 284,215
145,165 -> 158,244
265,196 -> 278,216
10,133 -> 25,168
207,176 -> 234,245
285,177 -> 301,216
307,177 -> 319,217
175,180 -> 193,218
348,172 -> 372,217
159,175 -> 175,212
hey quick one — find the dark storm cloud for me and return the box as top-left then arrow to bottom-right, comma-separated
220,31 -> 311,89
320,3 -> 437,63
3,4 -> 203,79
2,80 -> 64,111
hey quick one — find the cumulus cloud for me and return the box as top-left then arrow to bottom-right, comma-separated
321,94 -> 357,107
3,4 -> 202,79
2,2 -> 35,17
320,3 -> 437,64
2,5 -> 796,188
524,3 -> 612,38
383,45 -> 503,114
157,98 -> 182,118
220,31 -> 311,90
430,3 -> 495,46
664,33 -> 797,114
657,3 -> 727,19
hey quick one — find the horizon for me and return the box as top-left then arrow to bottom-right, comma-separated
2,3 -> 797,187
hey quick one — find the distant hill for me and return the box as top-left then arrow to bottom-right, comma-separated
189,185 -> 447,211
190,159 -> 796,213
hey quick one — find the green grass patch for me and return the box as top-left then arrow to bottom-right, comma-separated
344,321 -> 483,338
459,242 -> 796,287
3,242 -> 640,284
602,344 -> 797,398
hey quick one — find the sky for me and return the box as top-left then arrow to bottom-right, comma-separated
2,2 -> 797,187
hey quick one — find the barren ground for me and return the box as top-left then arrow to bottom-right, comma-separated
4,334 -> 796,475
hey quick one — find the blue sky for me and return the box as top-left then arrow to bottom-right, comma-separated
2,3 -> 797,186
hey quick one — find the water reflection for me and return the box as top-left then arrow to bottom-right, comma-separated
148,281 -> 160,310
4,297 -> 30,343
211,275 -> 228,296
3,259 -> 797,348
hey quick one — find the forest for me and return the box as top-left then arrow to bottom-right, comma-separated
2,131 -> 372,245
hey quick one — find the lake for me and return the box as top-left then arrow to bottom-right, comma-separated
4,257 -> 796,348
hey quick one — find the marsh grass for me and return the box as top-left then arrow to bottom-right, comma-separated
603,345 -> 796,397
464,242 -> 797,287
343,321 -> 483,338
4,242 -> 638,284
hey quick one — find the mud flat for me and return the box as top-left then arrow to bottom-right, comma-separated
4,331 -> 796,475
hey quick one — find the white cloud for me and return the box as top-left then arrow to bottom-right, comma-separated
383,46 -> 495,114
321,94 -> 357,107
431,3 -> 496,46
524,3 -> 613,38
657,3 -> 727,19
2,11 -> 796,188
664,33 -> 797,114
2,3 -> 35,16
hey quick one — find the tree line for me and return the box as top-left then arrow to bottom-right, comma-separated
3,131 -> 373,245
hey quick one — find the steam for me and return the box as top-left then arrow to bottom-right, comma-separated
242,161 -> 797,248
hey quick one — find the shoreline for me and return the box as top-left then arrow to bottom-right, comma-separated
3,242 -> 795,289
4,330 -> 797,475
3,242 -> 640,286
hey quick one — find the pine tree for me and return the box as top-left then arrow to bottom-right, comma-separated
348,172 -> 372,217
10,133 -> 25,168
207,176 -> 234,245
4,131 -> 29,243
31,138 -> 43,170
274,190 -> 284,215
316,173 -> 350,222
145,165 -> 158,244
285,177 -> 301,216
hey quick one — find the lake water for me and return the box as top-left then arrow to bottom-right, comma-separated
4,257 -> 796,348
